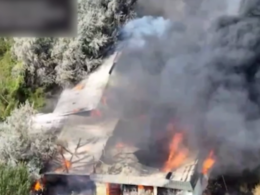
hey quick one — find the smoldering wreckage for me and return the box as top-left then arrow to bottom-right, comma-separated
30,0 -> 260,195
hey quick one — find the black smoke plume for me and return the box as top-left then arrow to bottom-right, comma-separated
105,0 -> 260,175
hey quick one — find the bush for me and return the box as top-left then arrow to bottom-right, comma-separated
0,163 -> 31,195
0,102 -> 58,178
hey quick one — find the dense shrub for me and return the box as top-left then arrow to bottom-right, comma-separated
0,102 -> 58,178
0,163 -> 31,195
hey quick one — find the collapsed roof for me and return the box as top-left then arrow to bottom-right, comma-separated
44,114 -> 203,192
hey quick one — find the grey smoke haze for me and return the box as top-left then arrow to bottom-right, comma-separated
137,0 -> 242,19
106,0 -> 260,175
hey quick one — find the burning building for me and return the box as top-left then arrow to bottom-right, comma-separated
30,41 -> 217,195
31,0 -> 260,194
36,111 -> 216,195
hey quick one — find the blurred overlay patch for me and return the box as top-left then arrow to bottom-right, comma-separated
0,0 -> 76,36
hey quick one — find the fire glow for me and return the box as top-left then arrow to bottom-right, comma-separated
34,180 -> 43,191
54,159 -> 72,173
32,179 -> 44,193
138,185 -> 144,190
64,159 -> 72,170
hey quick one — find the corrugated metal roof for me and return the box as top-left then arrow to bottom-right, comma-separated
53,53 -> 118,115
90,155 -> 199,190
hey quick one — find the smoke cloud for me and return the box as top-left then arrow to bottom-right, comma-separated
105,0 -> 260,175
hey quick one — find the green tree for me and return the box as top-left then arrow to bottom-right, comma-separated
0,38 -> 45,120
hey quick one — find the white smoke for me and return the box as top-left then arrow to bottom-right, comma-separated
227,0 -> 243,15
121,0 -> 243,49
120,16 -> 171,48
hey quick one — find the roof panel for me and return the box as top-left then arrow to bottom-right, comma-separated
53,53 -> 118,115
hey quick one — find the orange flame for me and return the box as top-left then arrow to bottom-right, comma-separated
202,151 -> 215,175
54,159 -> 72,173
33,180 -> 43,191
138,185 -> 144,190
64,159 -> 71,169
163,132 -> 188,172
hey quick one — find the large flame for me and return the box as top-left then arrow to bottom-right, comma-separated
202,150 -> 215,175
163,132 -> 188,172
